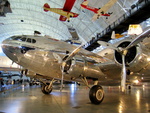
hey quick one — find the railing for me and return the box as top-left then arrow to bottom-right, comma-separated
84,0 -> 150,49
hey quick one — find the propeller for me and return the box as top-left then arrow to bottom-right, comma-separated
98,27 -> 150,92
59,44 -> 84,91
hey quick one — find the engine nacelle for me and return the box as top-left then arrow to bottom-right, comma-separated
64,57 -> 105,79
114,41 -> 149,73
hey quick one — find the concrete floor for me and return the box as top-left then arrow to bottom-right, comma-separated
0,84 -> 150,113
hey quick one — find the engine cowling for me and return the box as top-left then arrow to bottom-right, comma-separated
114,41 -> 149,73
64,57 -> 105,79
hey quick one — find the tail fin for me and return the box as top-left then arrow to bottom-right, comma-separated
81,0 -> 89,9
43,3 -> 50,12
111,31 -> 124,39
111,31 -> 115,39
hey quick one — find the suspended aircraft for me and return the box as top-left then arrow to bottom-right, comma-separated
80,0 -> 111,19
80,0 -> 117,20
1,27 -> 150,104
43,0 -> 79,22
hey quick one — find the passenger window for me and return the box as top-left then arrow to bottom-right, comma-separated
32,39 -> 36,43
26,38 -> 32,43
20,38 -> 27,42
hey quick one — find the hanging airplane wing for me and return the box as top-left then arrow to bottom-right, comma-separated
92,0 -> 117,21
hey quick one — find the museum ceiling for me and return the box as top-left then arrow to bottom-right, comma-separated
0,0 -> 139,44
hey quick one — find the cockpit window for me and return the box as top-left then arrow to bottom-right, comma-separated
9,35 -> 36,43
32,39 -> 36,43
27,38 -> 32,43
14,36 -> 22,40
20,38 -> 27,41
9,36 -> 16,40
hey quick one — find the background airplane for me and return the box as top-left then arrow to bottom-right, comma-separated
80,0 -> 112,19
1,27 -> 150,104
43,0 -> 79,22
81,0 -> 117,20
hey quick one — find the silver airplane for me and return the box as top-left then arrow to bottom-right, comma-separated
1,27 -> 150,104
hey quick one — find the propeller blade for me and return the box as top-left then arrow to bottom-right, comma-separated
125,27 -> 150,50
60,69 -> 64,91
121,54 -> 126,92
97,41 -> 118,50
60,61 -> 67,91
60,44 -> 84,91
63,44 -> 84,62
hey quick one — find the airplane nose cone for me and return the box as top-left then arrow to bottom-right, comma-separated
1,39 -> 9,52
1,39 -> 19,62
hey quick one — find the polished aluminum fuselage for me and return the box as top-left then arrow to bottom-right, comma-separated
2,35 -> 150,84
2,36 -> 117,82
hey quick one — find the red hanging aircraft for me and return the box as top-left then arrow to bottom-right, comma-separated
80,0 -> 117,20
43,0 -> 79,22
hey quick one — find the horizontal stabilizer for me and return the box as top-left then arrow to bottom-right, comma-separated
43,3 -> 50,12
98,41 -> 117,50
81,1 -> 89,6
81,0 -> 89,9
111,31 -> 115,39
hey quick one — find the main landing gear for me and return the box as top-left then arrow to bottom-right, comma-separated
89,85 -> 104,104
81,77 -> 104,104
41,83 -> 53,94
41,77 -> 105,104
41,78 -> 54,94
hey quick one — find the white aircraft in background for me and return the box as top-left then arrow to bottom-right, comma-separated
81,0 -> 118,21
1,27 -> 150,104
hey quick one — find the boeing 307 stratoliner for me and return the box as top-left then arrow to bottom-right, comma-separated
1,27 -> 150,104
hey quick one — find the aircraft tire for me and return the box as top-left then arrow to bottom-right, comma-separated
41,84 -> 52,94
89,85 -> 104,104
21,49 -> 26,54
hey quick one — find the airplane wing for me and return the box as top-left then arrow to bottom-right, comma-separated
62,0 -> 76,11
59,0 -> 76,21
92,0 -> 117,21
